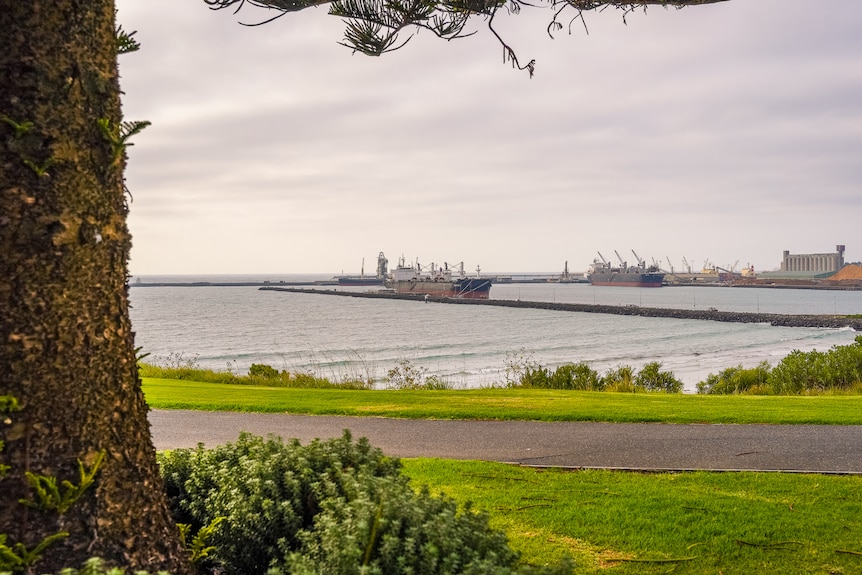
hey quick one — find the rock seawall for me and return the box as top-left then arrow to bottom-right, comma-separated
260,287 -> 862,330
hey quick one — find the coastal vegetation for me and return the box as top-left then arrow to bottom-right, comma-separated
140,354 -> 372,390
501,350 -> 683,393
697,335 -> 862,395
140,335 -> 862,397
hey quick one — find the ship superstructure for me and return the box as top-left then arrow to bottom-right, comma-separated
387,256 -> 492,299
586,250 -> 665,288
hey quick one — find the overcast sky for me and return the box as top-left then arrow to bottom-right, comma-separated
116,0 -> 860,276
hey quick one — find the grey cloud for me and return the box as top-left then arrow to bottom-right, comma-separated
117,0 -> 861,273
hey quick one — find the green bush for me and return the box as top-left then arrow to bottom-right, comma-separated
519,366 -> 552,389
157,432 -> 543,575
518,363 -> 604,391
697,362 -> 771,395
549,363 -> 604,391
279,477 -> 519,575
633,362 -> 683,393
824,337 -> 862,388
697,336 -> 862,395
769,349 -> 827,394
158,432 -> 400,574
248,363 -> 280,380
601,365 -> 636,393
514,362 -> 681,393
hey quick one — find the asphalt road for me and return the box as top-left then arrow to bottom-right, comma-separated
148,410 -> 862,474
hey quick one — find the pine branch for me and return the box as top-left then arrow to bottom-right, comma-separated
208,0 -> 730,74
116,24 -> 141,54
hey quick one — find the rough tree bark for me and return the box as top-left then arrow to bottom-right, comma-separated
0,2 -> 191,573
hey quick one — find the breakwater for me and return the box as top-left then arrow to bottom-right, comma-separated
132,281 -> 336,287
260,287 -> 862,330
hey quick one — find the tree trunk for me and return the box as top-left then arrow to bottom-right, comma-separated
0,2 -> 191,573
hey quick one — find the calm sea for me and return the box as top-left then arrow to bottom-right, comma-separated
129,275 -> 861,392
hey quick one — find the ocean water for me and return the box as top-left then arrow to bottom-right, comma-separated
129,275 -> 861,392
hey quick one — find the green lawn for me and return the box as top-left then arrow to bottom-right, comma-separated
145,377 -> 862,574
143,378 -> 862,425
401,458 -> 862,575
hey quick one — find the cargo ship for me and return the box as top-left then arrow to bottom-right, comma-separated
336,252 -> 387,286
387,256 -> 492,299
586,251 -> 665,288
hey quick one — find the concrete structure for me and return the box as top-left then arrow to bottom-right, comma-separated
780,245 -> 845,273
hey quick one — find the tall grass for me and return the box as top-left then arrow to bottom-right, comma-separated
140,334 -> 862,396
139,360 -> 371,390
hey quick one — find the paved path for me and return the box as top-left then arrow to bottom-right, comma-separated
148,410 -> 862,474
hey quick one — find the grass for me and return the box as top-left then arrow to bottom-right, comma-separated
144,377 -> 862,573
401,458 -> 862,574
142,378 -> 862,425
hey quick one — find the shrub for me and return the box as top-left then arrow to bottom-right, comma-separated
818,336 -> 862,390
518,366 -> 552,388
502,349 -> 542,388
510,361 -> 680,393
385,359 -> 452,390
248,363 -> 280,380
549,363 -> 604,391
697,336 -> 862,395
633,362 -> 684,393
158,431 -> 401,574
517,363 -> 604,391
769,349 -> 828,394
769,339 -> 862,394
279,477 -> 519,575
696,362 -> 771,395
158,432 -> 542,575
602,365 -> 636,392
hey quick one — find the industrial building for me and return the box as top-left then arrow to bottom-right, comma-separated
779,245 -> 845,274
